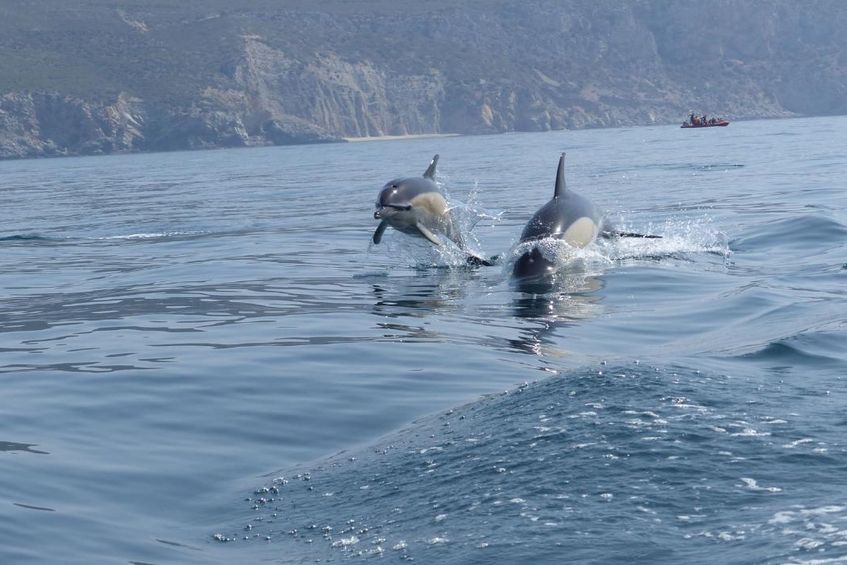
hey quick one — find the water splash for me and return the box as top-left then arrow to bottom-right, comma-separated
505,214 -> 730,278
97,230 -> 211,241
1,230 -> 215,244
601,216 -> 730,260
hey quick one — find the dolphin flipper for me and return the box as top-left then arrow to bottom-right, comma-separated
373,220 -> 389,244
415,222 -> 443,246
417,219 -> 496,266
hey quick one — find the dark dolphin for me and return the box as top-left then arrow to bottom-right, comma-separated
512,153 -> 602,280
373,154 -> 492,266
512,153 -> 661,280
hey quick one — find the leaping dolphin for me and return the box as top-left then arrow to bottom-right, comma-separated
512,153 -> 660,280
373,154 -> 493,266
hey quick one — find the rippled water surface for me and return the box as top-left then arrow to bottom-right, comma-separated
1,117 -> 845,564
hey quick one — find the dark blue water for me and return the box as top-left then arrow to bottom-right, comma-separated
1,117 -> 845,564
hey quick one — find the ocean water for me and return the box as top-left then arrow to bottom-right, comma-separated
1,116 -> 845,564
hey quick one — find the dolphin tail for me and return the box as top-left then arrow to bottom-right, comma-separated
602,229 -> 662,239
466,254 -> 499,267
423,154 -> 440,179
553,153 -> 566,198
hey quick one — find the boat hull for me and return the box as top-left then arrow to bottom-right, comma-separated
681,120 -> 730,128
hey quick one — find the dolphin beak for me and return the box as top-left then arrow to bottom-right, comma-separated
374,208 -> 383,219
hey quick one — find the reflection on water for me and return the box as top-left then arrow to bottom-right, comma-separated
369,268 -> 476,343
371,276 -> 467,318
509,269 -> 604,357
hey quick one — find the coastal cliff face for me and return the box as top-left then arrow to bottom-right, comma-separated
0,92 -> 146,158
0,0 -> 845,159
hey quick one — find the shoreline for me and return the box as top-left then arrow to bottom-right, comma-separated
343,133 -> 461,143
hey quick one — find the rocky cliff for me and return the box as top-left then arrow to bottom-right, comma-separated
0,0 -> 845,159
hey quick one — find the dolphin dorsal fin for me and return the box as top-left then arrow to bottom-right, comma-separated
554,153 -> 566,198
423,154 -> 439,179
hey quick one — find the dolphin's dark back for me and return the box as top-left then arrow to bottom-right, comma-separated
377,154 -> 441,207
376,177 -> 439,207
518,192 -> 598,243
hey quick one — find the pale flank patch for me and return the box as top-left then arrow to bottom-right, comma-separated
409,192 -> 449,217
562,217 -> 597,248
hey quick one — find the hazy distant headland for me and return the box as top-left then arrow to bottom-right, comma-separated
1,0 -> 845,160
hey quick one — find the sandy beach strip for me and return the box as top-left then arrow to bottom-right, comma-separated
344,133 -> 461,143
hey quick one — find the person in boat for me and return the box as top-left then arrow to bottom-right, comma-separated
689,113 -> 695,125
